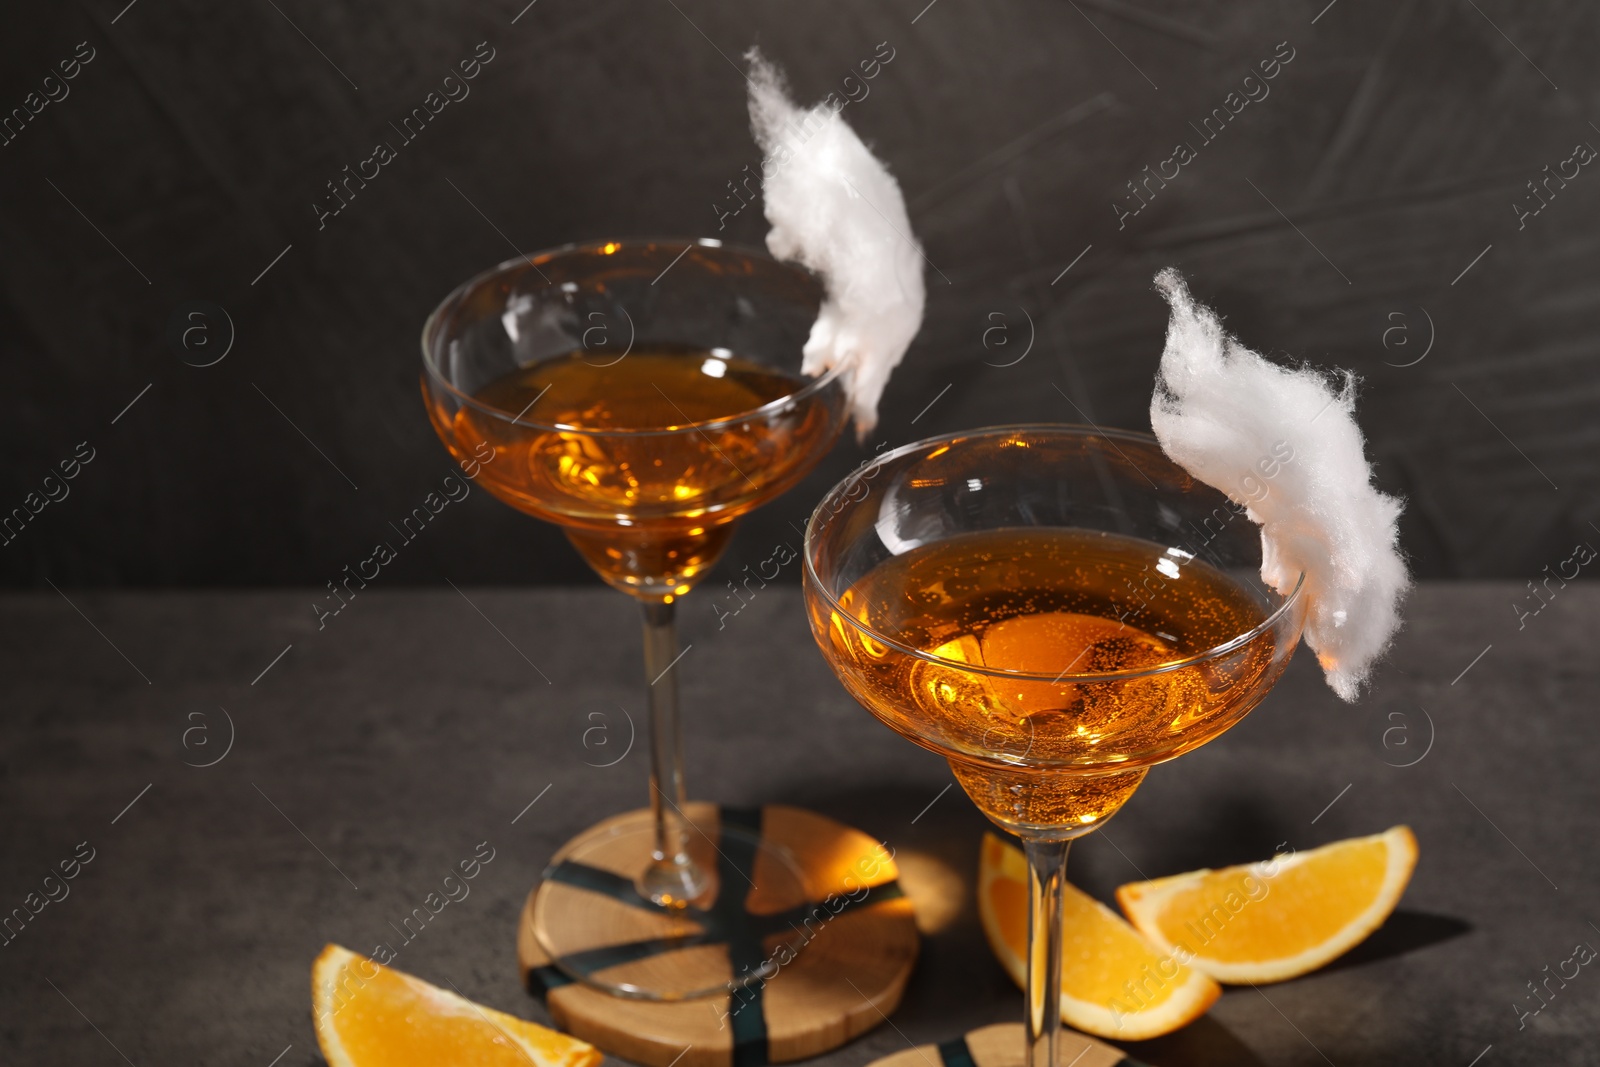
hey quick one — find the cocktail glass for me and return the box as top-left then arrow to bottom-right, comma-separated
803,425 -> 1306,1064
422,239 -> 849,999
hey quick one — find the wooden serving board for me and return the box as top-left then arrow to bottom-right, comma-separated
519,802 -> 919,1067
868,1022 -> 1149,1067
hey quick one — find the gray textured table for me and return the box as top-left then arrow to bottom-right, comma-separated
3,583 -> 1596,1065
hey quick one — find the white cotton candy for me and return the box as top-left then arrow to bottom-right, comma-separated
745,49 -> 925,437
1149,268 -> 1409,702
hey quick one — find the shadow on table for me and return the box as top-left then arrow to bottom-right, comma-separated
1114,791 -> 1303,875
1116,1015 -> 1267,1066
1320,909 -> 1472,974
765,777 -> 991,873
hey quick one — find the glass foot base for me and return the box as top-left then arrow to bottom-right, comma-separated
638,851 -> 716,911
527,802 -> 814,1001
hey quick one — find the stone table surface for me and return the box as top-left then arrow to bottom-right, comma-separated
2,583 -> 1596,1066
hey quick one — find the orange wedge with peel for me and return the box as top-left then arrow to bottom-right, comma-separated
1116,825 -> 1418,985
312,943 -> 601,1067
978,832 -> 1220,1040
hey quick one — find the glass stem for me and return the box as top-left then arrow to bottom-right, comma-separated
637,599 -> 708,907
1023,836 -> 1072,1067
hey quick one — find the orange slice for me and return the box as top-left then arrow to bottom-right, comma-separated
312,944 -> 602,1067
1116,826 -> 1418,985
978,833 -> 1220,1040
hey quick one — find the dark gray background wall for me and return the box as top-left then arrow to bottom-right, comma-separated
2,0 -> 1595,589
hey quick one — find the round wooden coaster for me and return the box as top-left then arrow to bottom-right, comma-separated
519,802 -> 919,1067
867,1022 -> 1144,1067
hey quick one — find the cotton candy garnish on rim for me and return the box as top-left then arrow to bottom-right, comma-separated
1149,269 -> 1409,701
745,49 -> 925,437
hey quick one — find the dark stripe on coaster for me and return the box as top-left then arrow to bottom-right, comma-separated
526,963 -> 571,1002
936,1036 -> 978,1067
762,878 -> 906,934
554,932 -> 715,978
857,880 -> 907,904
730,988 -> 769,1067
717,807 -> 770,1067
712,811 -> 764,938
544,859 -> 661,911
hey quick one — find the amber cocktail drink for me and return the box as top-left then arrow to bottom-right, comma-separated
449,345 -> 838,598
